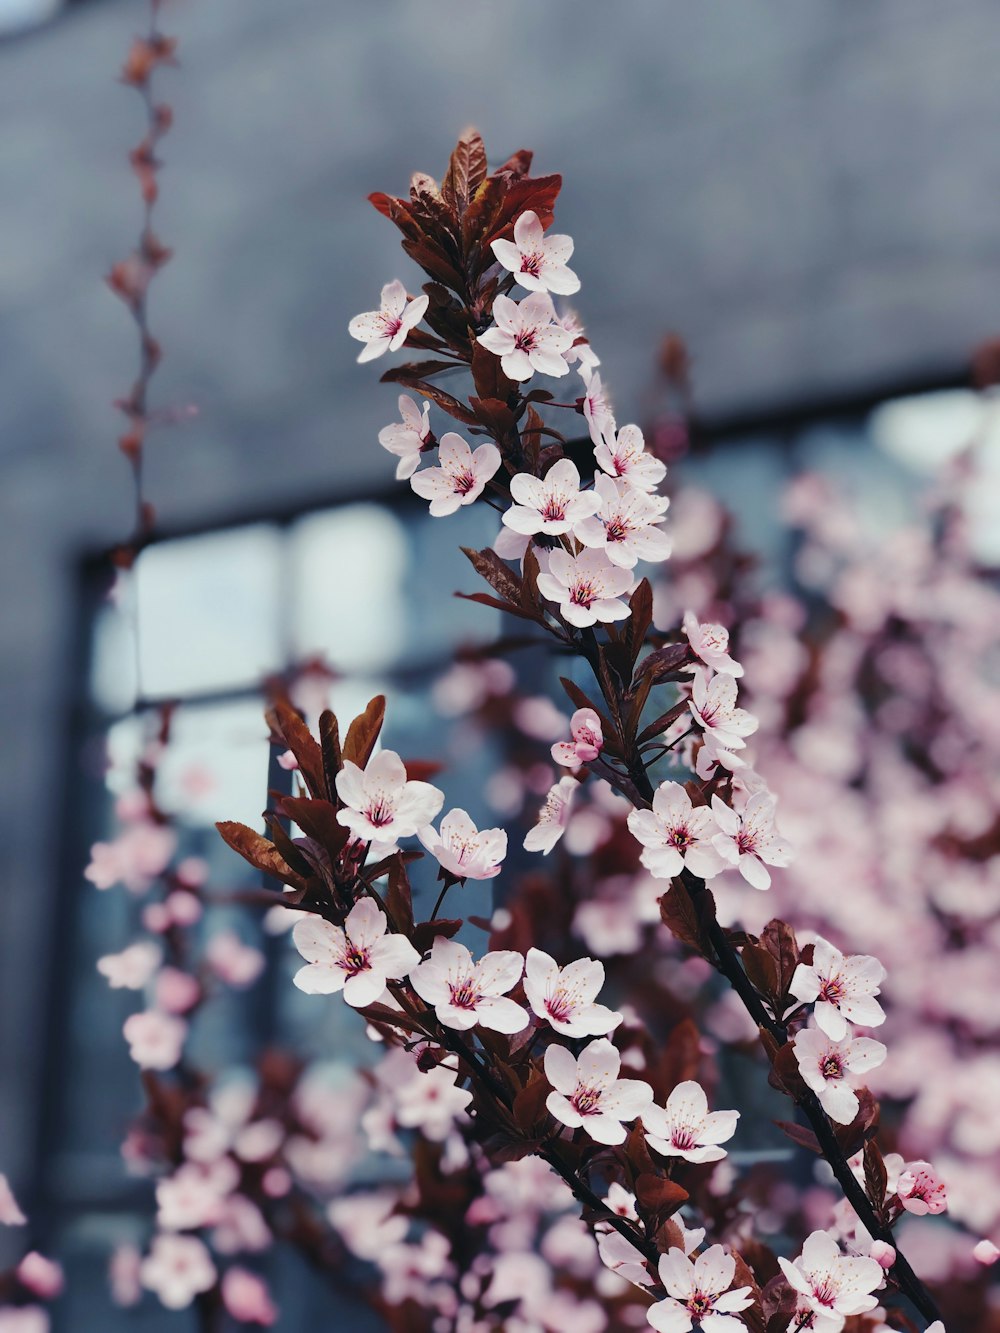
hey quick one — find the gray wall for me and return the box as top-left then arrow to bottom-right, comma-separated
3,0 -> 1000,1207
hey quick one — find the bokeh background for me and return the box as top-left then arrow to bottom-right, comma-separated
3,0 -> 1000,1327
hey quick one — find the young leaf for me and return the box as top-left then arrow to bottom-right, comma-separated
215,821 -> 307,892
266,700 -> 326,799
461,546 -> 524,605
342,695 -> 386,769
442,128 -> 488,214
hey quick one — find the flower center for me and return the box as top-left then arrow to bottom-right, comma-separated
366,796 -> 395,828
380,313 -> 403,339
514,329 -> 537,352
736,830 -> 757,855
687,1292 -> 713,1316
571,1084 -> 603,1116
571,578 -> 599,608
604,517 -> 629,543
818,977 -> 845,1004
541,498 -> 567,521
449,979 -> 480,1010
671,1126 -> 697,1150
453,468 -> 479,496
520,251 -> 544,278
669,825 -> 693,849
820,1055 -> 844,1082
343,947 -> 370,976
811,1279 -> 838,1309
546,990 -> 573,1023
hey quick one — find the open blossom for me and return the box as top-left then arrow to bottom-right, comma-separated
502,458 -> 600,536
544,1038 -> 653,1145
580,368 -> 615,445
711,792 -> 792,890
348,279 -> 428,362
523,948 -> 622,1037
551,708 -> 604,770
897,1161 -> 947,1215
417,808 -> 507,880
85,823 -> 176,894
792,1028 -> 887,1124
594,423 -> 666,492
689,670 -> 758,752
156,1160 -> 238,1231
393,1062 -> 474,1140
778,1230 -> 883,1325
378,394 -> 431,479
336,748 -> 444,846
291,897 -> 419,1005
682,610 -> 744,677
603,1183 -> 638,1220
524,776 -> 578,853
536,548 -> 634,627
491,209 -> 580,294
558,308 -> 600,372
97,940 -> 162,989
647,1246 -> 754,1333
574,474 -> 671,569
409,937 -> 528,1033
476,291 -> 573,381
643,1081 -> 739,1164
140,1234 -> 216,1311
410,432 -> 501,516
627,782 -> 725,880
122,1010 -> 187,1071
789,937 -> 886,1040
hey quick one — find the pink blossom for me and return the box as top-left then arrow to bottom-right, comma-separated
410,432 -> 502,516
647,1245 -> 754,1332
476,292 -> 573,381
335,748 -> 444,846
689,670 -> 758,752
711,792 -> 792,890
792,1028 -> 887,1124
328,1193 -> 408,1260
109,1243 -> 143,1307
122,1010 -> 187,1071
348,279 -> 428,362
139,1234 -> 216,1310
777,1230 -> 883,1322
291,897 -> 419,1004
544,1038 -> 653,1145
789,937 -> 886,1040
595,423 -> 666,493
221,1268 -> 278,1326
897,1161 -> 947,1216
393,1063 -> 474,1141
575,474 -> 671,570
84,823 -> 176,894
557,307 -> 600,373
551,708 -> 604,770
0,1310 -> 48,1333
204,931 -> 266,988
490,209 -> 580,295
409,938 -> 527,1034
417,808 -> 507,880
973,1239 -> 999,1265
156,1159 -> 238,1231
97,941 -> 162,989
154,967 -> 201,1014
627,782 -> 725,880
276,748 -> 298,771
580,369 -> 615,446
869,1241 -> 896,1269
643,1081 -> 739,1164
536,548 -> 634,628
503,458 -> 601,536
523,776 -> 579,853
0,1175 -> 26,1226
379,393 -> 432,480
523,948 -> 622,1037
15,1254 -> 63,1301
682,611 -> 744,677
603,1183 -> 638,1220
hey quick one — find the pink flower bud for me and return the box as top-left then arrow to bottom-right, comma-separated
870,1241 -> 896,1269
16,1252 -> 64,1299
973,1239 -> 999,1266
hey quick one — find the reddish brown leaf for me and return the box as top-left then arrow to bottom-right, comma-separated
442,128 -> 488,213
461,546 -> 524,604
343,696 -> 386,769
634,1173 -> 688,1216
659,879 -> 714,958
267,701 -> 326,799
215,821 -> 306,891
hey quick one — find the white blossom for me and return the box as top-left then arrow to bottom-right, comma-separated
336,748 -> 444,847
777,1230 -> 883,1324
477,292 -> 573,381
417,808 -> 507,880
643,1081 -> 739,1164
503,458 -> 600,536
291,898 -> 419,1006
682,611 -> 744,678
523,776 -> 579,853
792,1028 -> 887,1125
711,792 -> 792,891
595,423 -> 666,493
410,432 -> 501,517
348,279 -> 428,362
536,548 -> 634,628
523,947 -> 622,1037
627,783 -> 725,880
544,1038 -> 653,1146
574,474 -> 671,569
409,937 -> 528,1034
490,209 -> 580,295
647,1245 -> 754,1333
378,394 -> 431,479
789,937 -> 886,1040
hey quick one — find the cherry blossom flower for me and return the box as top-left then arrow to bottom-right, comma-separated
410,432 -> 502,517
523,776 -> 579,853
580,369 -> 615,445
409,937 -> 528,1033
417,808 -> 507,880
643,1081 -> 739,1164
789,937 -> 886,1040
0,1175 -> 26,1226
221,1268 -> 278,1326
490,209 -> 581,295
594,423 -> 666,493
335,748 -> 444,846
544,1038 -> 653,1145
647,1245 -> 754,1332
85,823 -> 176,894
689,671 -> 758,752
777,1230 -> 883,1325
523,948 -> 622,1037
122,1010 -> 187,1071
393,1063 -> 474,1141
603,1183 -> 638,1220
476,292 -> 573,381
897,1161 -> 947,1215
156,1160 -> 238,1232
536,548 -> 634,628
574,475 -> 671,569
204,931 -> 266,988
291,897 -> 419,1005
597,1230 -> 653,1288
348,279 -> 428,363
0,1308 -> 48,1333
792,1028 -> 887,1124
139,1234 -> 216,1311
502,458 -> 601,536
557,308 -> 600,373
551,708 -> 604,771
96,940 -> 162,989
15,1254 -> 63,1301
711,792 -> 792,890
378,394 -> 432,480
627,782 -> 725,880
682,611 -> 744,677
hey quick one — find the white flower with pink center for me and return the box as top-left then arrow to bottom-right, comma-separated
393,1062 -> 474,1141
523,776 -> 579,854
523,947 -> 622,1038
490,209 -> 581,295
558,308 -> 600,373
711,792 -> 792,891
792,1027 -> 887,1124
544,1038 -> 653,1145
97,941 -> 163,990
574,474 -> 671,569
789,937 -> 886,1041
409,937 -> 528,1034
628,782 -> 725,881
417,808 -> 507,880
897,1161 -> 947,1215
682,610 -> 744,678
156,1160 -> 238,1232
503,458 -> 601,536
122,1010 -> 187,1071
335,748 -> 444,846
478,291 -> 573,382
139,1234 -> 217,1311
580,369 -> 615,445
689,670 -> 758,752
348,279 -> 429,363
777,1230 -> 883,1324
594,423 -> 666,493
551,708 -> 603,771
643,1081 -> 739,1164
647,1245 -> 754,1332
536,548 -> 634,628
378,394 -> 431,480
410,432 -> 501,517
291,898 -> 419,1005
603,1183 -> 638,1220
